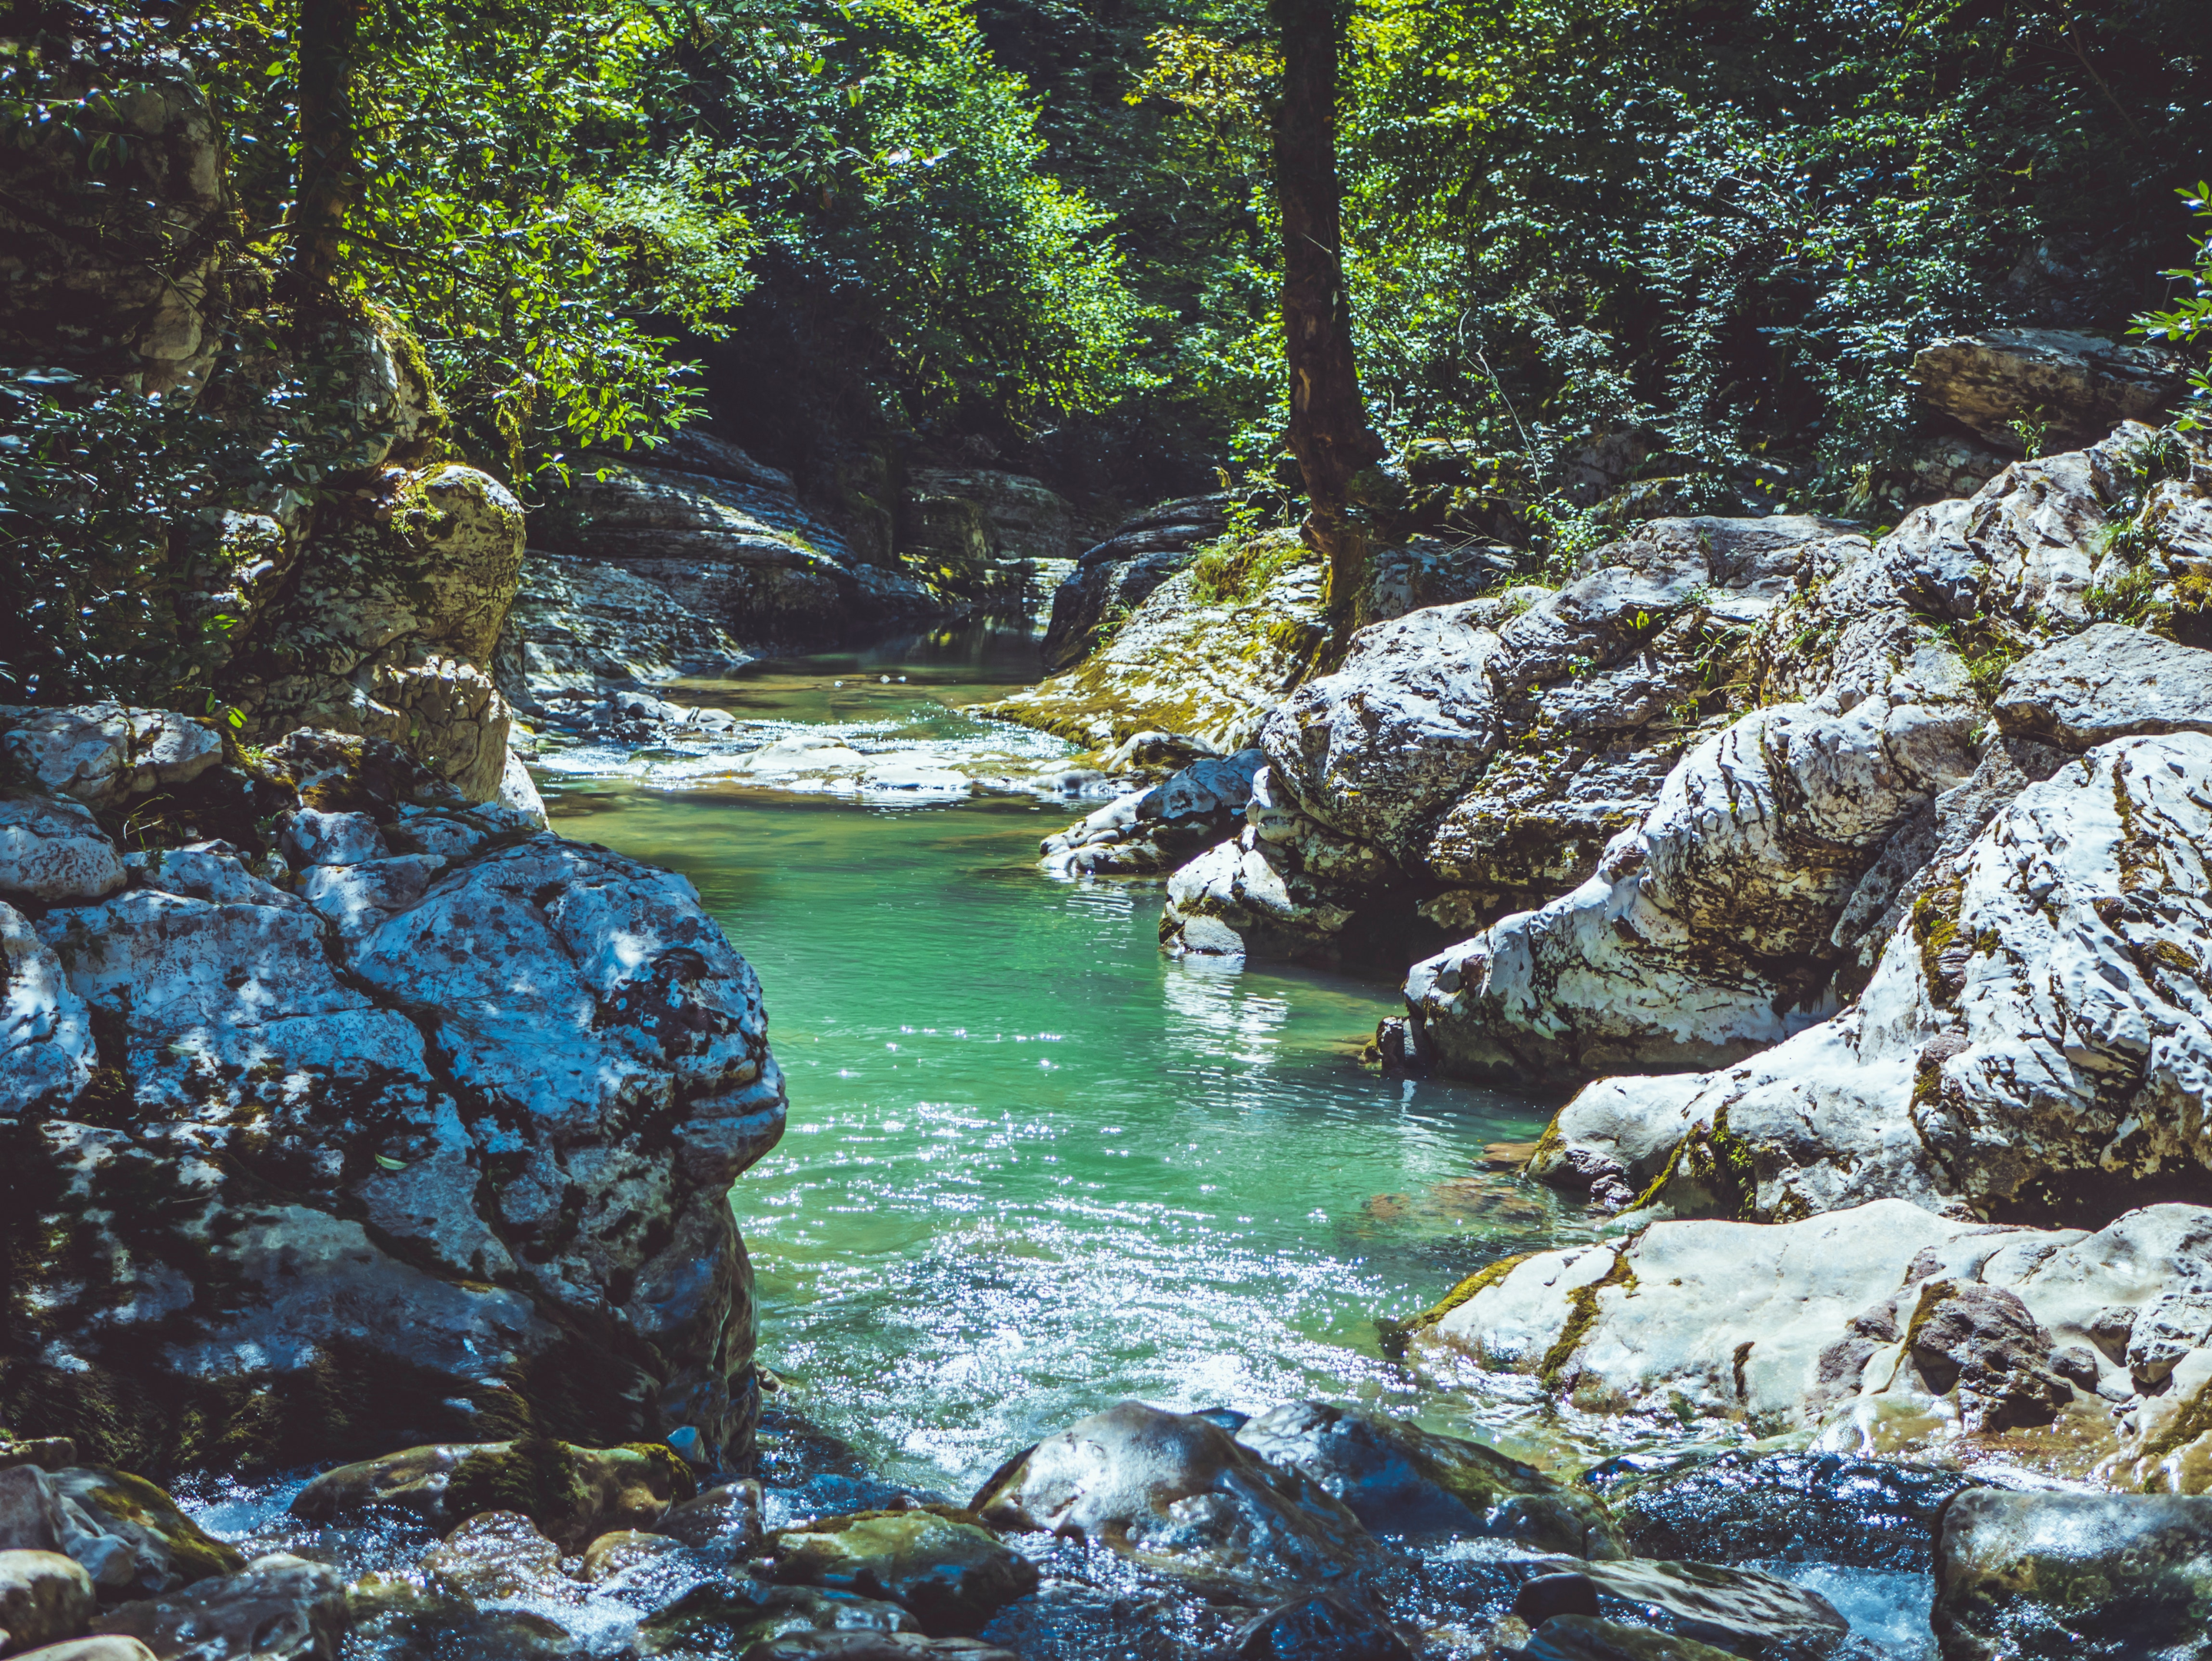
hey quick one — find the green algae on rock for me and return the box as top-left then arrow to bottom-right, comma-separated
983,533 -> 1328,757
290,1440 -> 695,1550
768,1511 -> 1039,1636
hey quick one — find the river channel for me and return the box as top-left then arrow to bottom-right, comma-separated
535,626 -> 1594,1499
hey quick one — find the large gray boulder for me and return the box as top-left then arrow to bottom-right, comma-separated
1412,1199 -> 2212,1489
1,707 -> 223,809
0,726 -> 784,1474
1406,684 -> 1979,1080
1912,329 -> 2190,453
1262,518 -> 1845,870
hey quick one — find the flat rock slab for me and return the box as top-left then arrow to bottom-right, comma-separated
1994,624 -> 2212,748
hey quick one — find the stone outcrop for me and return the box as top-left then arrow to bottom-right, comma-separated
901,468 -> 1078,601
1403,424 -> 2207,1080
497,554 -> 757,694
0,716 -> 785,1475
229,464 -> 529,801
985,533 -> 1329,755
1912,329 -> 2190,453
1159,515 -> 1858,969
1041,495 -> 1231,673
515,434 -> 952,681
1413,1200 -> 2212,1490
1522,727 -> 2212,1224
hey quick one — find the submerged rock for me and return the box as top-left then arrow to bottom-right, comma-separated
769,1512 -> 1038,1636
1931,1489 -> 2212,1661
1514,1613 -> 1747,1661
1231,1402 -> 1623,1559
970,1401 -> 1381,1594
1229,1591 -> 1415,1661
1570,1560 -> 1848,1660
421,1511 -> 577,1606
634,1580 -> 920,1657
1577,1450 -> 1976,1571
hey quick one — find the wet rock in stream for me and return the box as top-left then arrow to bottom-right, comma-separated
969,1402 -> 1383,1596
1232,1403 -> 1623,1559
1578,1452 -> 1978,1571
767,1511 -> 1038,1636
1931,1489 -> 2212,1661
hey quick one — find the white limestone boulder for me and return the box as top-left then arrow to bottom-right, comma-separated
1522,732 -> 2212,1223
1415,1200 -> 2212,1486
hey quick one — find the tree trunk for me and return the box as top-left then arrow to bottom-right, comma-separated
1271,0 -> 1382,638
294,0 -> 364,299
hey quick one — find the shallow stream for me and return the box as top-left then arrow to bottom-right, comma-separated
535,626 -> 1592,1496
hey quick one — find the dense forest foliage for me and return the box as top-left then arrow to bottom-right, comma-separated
1,0 -> 2207,700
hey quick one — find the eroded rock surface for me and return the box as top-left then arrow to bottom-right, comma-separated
1912,329 -> 2190,452
1522,730 -> 2212,1223
1415,1200 -> 2212,1488
0,721 -> 785,1474
1406,426 -> 2209,1081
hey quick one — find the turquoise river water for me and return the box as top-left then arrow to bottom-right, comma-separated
536,627 -> 1597,1500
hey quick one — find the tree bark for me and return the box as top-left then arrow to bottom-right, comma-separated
294,0 -> 365,299
1271,0 -> 1382,637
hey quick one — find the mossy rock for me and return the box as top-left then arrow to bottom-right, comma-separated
289,1437 -> 694,1549
769,1510 -> 1039,1636
52,1466 -> 247,1599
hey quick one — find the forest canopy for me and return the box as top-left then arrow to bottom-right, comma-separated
0,0 -> 2205,705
